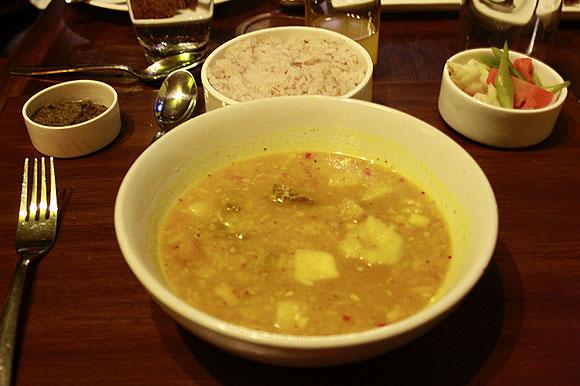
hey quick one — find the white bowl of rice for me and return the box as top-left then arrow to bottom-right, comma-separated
201,26 -> 373,111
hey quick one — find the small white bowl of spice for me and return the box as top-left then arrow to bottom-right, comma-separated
22,80 -> 121,158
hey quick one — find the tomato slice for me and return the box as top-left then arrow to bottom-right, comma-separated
513,58 -> 534,84
487,67 -> 499,85
512,76 -> 554,109
486,68 -> 554,109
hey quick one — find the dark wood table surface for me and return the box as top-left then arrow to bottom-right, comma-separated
0,1 -> 579,384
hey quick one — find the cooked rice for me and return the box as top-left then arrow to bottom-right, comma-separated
207,35 -> 367,102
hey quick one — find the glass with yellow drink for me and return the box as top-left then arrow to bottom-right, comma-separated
305,0 -> 381,65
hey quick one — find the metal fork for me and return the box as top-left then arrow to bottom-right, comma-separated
0,157 -> 58,386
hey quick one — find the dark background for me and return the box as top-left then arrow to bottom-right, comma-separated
0,0 -> 40,59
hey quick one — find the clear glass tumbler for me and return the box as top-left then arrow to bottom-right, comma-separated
460,0 -> 562,58
305,0 -> 381,65
128,0 -> 214,63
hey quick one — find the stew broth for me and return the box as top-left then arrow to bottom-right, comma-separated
158,151 -> 452,335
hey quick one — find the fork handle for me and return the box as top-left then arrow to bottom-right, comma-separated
0,259 -> 31,386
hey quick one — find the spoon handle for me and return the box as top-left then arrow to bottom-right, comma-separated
10,64 -> 135,77
150,130 -> 166,144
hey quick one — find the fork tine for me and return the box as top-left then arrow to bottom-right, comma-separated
18,158 -> 29,222
29,158 -> 39,221
39,157 -> 48,219
49,157 -> 57,218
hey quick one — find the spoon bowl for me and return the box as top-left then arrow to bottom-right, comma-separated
151,69 -> 198,142
142,53 -> 206,81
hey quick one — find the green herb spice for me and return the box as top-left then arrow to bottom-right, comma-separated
31,100 -> 108,126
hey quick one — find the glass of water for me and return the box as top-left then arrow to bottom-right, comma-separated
460,0 -> 562,58
127,0 -> 214,63
304,0 -> 381,65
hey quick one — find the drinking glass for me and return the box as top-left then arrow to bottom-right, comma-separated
304,0 -> 381,65
127,0 -> 214,63
460,0 -> 562,58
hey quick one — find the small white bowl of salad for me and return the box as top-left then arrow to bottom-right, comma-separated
438,44 -> 569,148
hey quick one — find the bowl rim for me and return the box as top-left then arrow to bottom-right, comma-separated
22,79 -> 118,130
115,96 -> 498,350
443,47 -> 567,114
200,26 -> 374,105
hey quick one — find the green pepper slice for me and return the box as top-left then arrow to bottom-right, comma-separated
495,42 -> 515,109
487,50 -> 526,81
543,81 -> 571,93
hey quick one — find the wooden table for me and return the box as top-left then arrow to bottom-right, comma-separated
0,1 -> 578,384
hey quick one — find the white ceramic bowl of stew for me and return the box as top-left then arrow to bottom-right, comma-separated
438,48 -> 567,148
115,96 -> 497,367
200,26 -> 373,111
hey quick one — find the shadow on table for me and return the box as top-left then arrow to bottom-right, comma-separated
447,104 -> 576,152
153,239 -> 523,385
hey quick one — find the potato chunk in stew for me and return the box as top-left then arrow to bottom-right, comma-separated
294,249 -> 340,286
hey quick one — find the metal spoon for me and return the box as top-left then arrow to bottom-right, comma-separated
150,68 -> 198,143
10,51 -> 206,82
